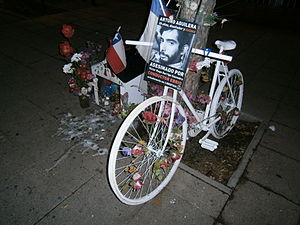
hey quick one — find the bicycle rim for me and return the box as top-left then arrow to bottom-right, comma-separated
108,96 -> 187,205
209,69 -> 244,138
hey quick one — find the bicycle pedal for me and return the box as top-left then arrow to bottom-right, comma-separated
199,138 -> 218,151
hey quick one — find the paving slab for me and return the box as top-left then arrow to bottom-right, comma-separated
127,188 -> 215,225
290,68 -> 300,91
246,146 -> 300,204
221,180 -> 300,225
261,122 -> 300,160
242,92 -> 278,122
272,104 -> 300,130
245,77 -> 289,102
0,154 -> 97,225
0,35 -> 45,65
0,9 -> 26,25
166,168 -> 229,218
282,87 -> 300,110
33,174 -> 143,225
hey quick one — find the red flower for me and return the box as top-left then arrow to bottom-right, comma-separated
143,111 -> 157,123
61,24 -> 74,38
59,41 -> 74,56
80,73 -> 87,80
68,77 -> 76,84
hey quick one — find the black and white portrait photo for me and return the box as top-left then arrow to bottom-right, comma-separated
145,16 -> 197,90
150,25 -> 194,71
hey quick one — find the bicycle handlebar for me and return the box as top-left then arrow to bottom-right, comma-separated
191,48 -> 232,62
125,40 -> 232,62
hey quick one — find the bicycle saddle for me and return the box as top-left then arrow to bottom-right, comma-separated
215,40 -> 236,51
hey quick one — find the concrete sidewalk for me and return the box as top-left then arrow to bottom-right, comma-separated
0,1 -> 299,224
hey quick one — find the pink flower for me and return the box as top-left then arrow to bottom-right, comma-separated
160,159 -> 171,168
133,180 -> 143,190
171,152 -> 181,161
131,146 -> 143,157
132,172 -> 142,181
189,60 -> 198,72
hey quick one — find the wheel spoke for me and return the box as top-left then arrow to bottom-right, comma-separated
210,70 -> 244,138
108,97 -> 187,205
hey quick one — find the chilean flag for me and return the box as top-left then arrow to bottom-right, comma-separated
106,30 -> 127,74
136,0 -> 170,62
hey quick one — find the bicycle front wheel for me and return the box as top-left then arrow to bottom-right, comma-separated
108,96 -> 187,205
209,69 -> 244,138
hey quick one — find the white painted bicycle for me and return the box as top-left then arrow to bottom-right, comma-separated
108,40 -> 244,205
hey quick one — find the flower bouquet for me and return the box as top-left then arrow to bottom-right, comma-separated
59,24 -> 102,108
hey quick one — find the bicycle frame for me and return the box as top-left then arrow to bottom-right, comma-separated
159,55 -> 229,129
125,40 -> 236,151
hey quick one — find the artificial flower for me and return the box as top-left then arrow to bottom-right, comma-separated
59,24 -> 101,98
175,114 -> 185,125
80,87 -> 88,96
61,24 -> 74,38
63,63 -> 74,74
160,158 -> 171,169
189,60 -> 198,72
124,166 -> 136,173
131,146 -> 143,157
171,152 -> 181,161
132,180 -> 143,190
198,94 -> 211,104
132,172 -> 142,181
121,147 -> 132,156
143,111 -> 157,123
68,77 -> 76,84
71,53 -> 82,62
59,41 -> 74,56
190,1 -> 198,10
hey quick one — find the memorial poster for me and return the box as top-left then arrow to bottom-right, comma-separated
145,16 -> 198,90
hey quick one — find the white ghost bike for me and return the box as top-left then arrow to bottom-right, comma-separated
108,40 -> 244,205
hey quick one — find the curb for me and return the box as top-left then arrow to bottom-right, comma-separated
179,117 -> 266,194
227,121 -> 266,188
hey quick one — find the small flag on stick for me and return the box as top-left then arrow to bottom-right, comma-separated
106,27 -> 127,74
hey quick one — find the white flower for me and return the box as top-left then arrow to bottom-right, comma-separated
190,1 -> 198,10
71,53 -> 82,62
81,87 -> 88,96
62,63 -> 74,74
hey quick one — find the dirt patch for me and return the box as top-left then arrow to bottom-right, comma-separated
182,120 -> 260,185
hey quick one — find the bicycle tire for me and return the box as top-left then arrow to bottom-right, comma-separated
108,96 -> 187,205
209,69 -> 244,138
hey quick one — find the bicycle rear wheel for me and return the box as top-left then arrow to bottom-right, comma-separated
209,69 -> 244,138
108,96 -> 187,205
